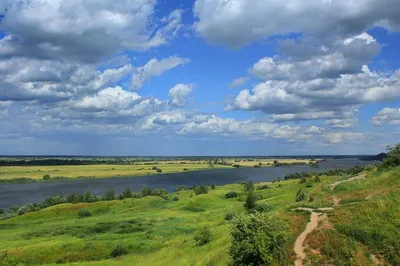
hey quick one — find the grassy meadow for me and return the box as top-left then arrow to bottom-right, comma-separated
0,158 -> 315,181
1,165 -> 399,265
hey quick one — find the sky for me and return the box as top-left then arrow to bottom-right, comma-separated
0,0 -> 399,156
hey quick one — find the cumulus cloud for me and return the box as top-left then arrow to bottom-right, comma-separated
131,56 -> 190,89
0,0 -> 183,62
371,108 -> 400,125
193,0 -> 400,48
168,84 -> 194,106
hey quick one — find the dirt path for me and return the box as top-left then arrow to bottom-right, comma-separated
294,211 -> 320,266
293,173 -> 367,265
329,174 -> 366,190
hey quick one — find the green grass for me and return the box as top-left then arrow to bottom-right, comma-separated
0,167 -> 399,265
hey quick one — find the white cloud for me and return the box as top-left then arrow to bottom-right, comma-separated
131,56 -> 190,89
0,0 -> 183,62
228,76 -> 249,88
193,0 -> 400,48
371,108 -> 400,125
168,84 -> 194,107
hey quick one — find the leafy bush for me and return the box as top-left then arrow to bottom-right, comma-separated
103,189 -> 115,201
41,195 -> 66,208
305,179 -> 313,188
78,209 -> 92,218
379,143 -> 400,170
175,185 -> 187,192
17,204 -> 37,215
173,196 -> 179,201
195,185 -> 209,195
0,209 -> 3,215
153,188 -> 168,196
132,192 -> 142,199
119,188 -> 133,200
83,191 -> 98,202
67,193 -> 82,204
8,205 -> 20,214
230,213 -> 289,266
110,243 -> 129,257
299,176 -> 307,184
244,181 -> 255,192
156,168 -> 162,173
244,192 -> 258,210
225,209 -> 236,221
257,184 -> 270,190
42,174 -> 51,180
225,191 -> 238,199
152,166 -> 158,170
314,175 -> 321,182
194,227 -> 212,246
142,187 -> 153,196
296,189 -> 306,202
210,184 -> 216,190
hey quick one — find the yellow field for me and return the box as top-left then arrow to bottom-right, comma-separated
0,159 -> 315,180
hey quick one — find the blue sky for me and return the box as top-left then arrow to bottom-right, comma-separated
0,0 -> 399,155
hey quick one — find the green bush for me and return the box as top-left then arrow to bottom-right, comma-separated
0,209 -> 3,215
225,209 -> 236,221
305,179 -> 313,188
175,185 -> 186,192
244,192 -> 258,210
132,192 -> 142,199
244,181 -> 255,192
379,143 -> 400,170
225,191 -> 238,199
67,193 -> 82,204
194,227 -> 212,246
299,176 -> 307,184
173,196 -> 179,201
230,213 -> 289,266
78,209 -> 92,218
119,188 -> 133,200
142,187 -> 153,196
42,195 -> 66,208
296,189 -> 306,202
42,174 -> 51,180
210,184 -> 216,190
8,205 -> 20,214
103,189 -> 115,201
17,204 -> 37,215
195,185 -> 209,195
257,184 -> 270,190
153,188 -> 168,196
156,168 -> 162,173
110,243 -> 129,257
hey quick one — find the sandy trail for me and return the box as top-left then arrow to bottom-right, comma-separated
294,211 -> 320,266
329,174 -> 366,190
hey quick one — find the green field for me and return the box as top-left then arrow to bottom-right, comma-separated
0,158 -> 315,181
1,164 -> 399,265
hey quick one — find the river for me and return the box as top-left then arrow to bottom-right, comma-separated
0,158 -> 374,210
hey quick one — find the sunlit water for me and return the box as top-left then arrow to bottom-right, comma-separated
0,158 -> 375,210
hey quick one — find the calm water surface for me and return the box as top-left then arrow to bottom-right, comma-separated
0,158 -> 374,210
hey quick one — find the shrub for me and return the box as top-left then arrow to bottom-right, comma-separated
314,176 -> 321,182
142,187 -> 153,196
173,196 -> 179,201
195,185 -> 209,195
152,166 -> 158,170
299,176 -> 307,184
296,189 -> 306,202
175,185 -> 186,192
0,209 -> 3,215
225,209 -> 236,221
8,205 -> 20,214
244,181 -> 255,192
42,174 -> 51,180
210,184 -> 216,190
78,209 -> 92,218
244,192 -> 258,210
103,189 -> 115,201
183,168 -> 188,171
253,204 -> 272,213
305,179 -> 313,188
83,191 -> 98,202
194,227 -> 212,246
42,195 -> 66,208
67,193 -> 82,204
153,188 -> 168,196
119,188 -> 133,200
230,213 -> 289,266
257,184 -> 270,190
156,168 -> 162,173
225,191 -> 238,199
110,243 -> 129,257
379,143 -> 400,170
17,204 -> 37,215
132,192 -> 142,199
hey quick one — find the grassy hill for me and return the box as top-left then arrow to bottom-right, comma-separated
0,165 -> 399,265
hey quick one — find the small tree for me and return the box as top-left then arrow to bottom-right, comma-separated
244,181 -> 255,192
230,213 -> 289,265
175,185 -> 186,192
42,174 -> 51,180
119,188 -> 133,200
194,227 -> 212,246
78,209 -> 92,217
210,184 -> 216,190
195,185 -> 209,195
103,189 -> 115,201
156,168 -> 162,173
67,193 -> 82,204
110,243 -> 129,257
142,187 -> 153,196
225,191 -> 238,199
296,189 -> 306,202
244,192 -> 258,210
379,143 -> 400,170
83,191 -> 98,202
0,208 -> 4,215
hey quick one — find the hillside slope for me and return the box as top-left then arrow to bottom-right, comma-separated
0,167 -> 399,265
